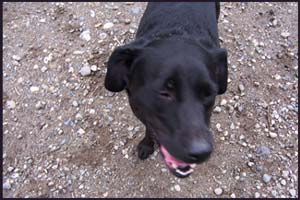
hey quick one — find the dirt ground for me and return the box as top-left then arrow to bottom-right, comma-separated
2,2 -> 298,198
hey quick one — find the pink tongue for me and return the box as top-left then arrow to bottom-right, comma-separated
160,145 -> 189,167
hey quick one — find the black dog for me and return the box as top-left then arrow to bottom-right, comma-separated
105,2 -> 228,178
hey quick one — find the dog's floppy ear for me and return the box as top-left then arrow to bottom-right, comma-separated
211,48 -> 228,94
105,40 -> 145,92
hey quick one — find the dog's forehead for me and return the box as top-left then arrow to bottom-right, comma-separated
138,50 -> 212,84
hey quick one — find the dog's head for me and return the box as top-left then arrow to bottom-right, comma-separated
105,38 -> 228,177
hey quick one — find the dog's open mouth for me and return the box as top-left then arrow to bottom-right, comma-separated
160,145 -> 196,178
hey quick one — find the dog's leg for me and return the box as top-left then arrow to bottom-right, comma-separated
137,127 -> 155,160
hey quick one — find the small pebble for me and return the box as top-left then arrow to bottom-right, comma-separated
3,181 -> 11,190
272,19 -> 278,26
78,128 -> 85,134
80,29 -> 91,41
220,99 -> 227,106
282,170 -> 289,178
79,65 -> 91,76
256,165 -> 263,171
103,192 -> 108,197
263,174 -> 271,183
30,86 -> 39,93
35,101 -> 45,110
72,101 -> 79,107
124,19 -> 131,24
280,179 -> 286,186
214,187 -> 223,196
269,132 -> 278,138
161,168 -> 167,172
7,100 -> 16,109
75,113 -> 83,121
255,192 -> 260,198
48,181 -> 54,187
256,145 -> 271,157
41,66 -> 48,72
99,32 -> 107,40
281,31 -> 291,38
174,184 -> 181,192
12,55 -> 21,61
103,22 -> 114,29
89,109 -> 96,115
17,135 -> 23,139
238,84 -> 245,92
90,65 -> 97,71
213,106 -> 222,113
8,167 -> 14,172
90,10 -> 95,18
289,189 -> 296,197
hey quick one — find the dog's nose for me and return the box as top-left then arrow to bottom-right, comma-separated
187,140 -> 212,162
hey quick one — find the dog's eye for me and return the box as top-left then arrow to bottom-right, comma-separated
166,79 -> 175,90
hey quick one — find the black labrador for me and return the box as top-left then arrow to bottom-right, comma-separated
104,2 -> 228,178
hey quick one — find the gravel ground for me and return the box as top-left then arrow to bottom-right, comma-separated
2,2 -> 298,198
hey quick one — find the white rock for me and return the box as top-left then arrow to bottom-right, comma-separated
103,22 -> 114,29
43,53 -> 53,64
77,128 -> 85,134
281,31 -> 291,38
7,100 -> 16,109
269,132 -> 278,138
75,113 -> 83,121
282,170 -> 289,178
73,50 -> 84,55
174,184 -> 181,192
48,181 -> 54,187
103,192 -> 108,197
213,106 -> 222,113
280,179 -> 286,186
214,187 -> 223,195
272,19 -> 278,26
238,84 -> 245,92
220,99 -> 227,106
41,66 -> 48,72
255,192 -> 260,198
274,74 -> 281,80
89,109 -> 96,115
263,174 -> 271,183
99,32 -> 107,40
12,55 -> 21,61
3,181 -> 11,190
90,65 -> 97,71
35,101 -> 45,110
80,30 -> 91,41
72,101 -> 79,107
289,189 -> 296,197
90,10 -> 95,18
124,18 -> 131,24
79,65 -> 91,76
8,166 -> 15,172
30,86 -> 39,93
127,126 -> 134,131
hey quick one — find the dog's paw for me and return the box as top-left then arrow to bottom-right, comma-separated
137,139 -> 154,160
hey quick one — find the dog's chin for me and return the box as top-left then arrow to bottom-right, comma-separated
159,145 -> 196,178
